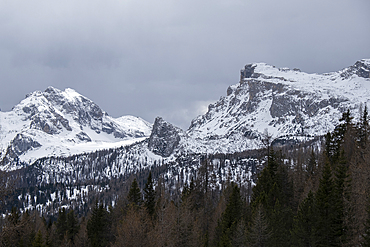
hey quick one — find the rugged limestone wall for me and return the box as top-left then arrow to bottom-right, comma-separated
148,117 -> 181,157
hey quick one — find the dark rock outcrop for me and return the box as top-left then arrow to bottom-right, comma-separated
240,64 -> 256,80
148,117 -> 181,157
341,59 -> 370,79
76,132 -> 92,142
9,134 -> 41,157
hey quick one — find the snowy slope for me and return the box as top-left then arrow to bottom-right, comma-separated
180,59 -> 370,154
0,87 -> 152,168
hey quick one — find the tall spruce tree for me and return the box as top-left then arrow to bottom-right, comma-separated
362,195 -> 370,246
358,104 -> 369,148
249,204 -> 270,247
216,183 -> 245,247
291,191 -> 316,247
56,208 -> 67,241
325,110 -> 353,165
252,149 -> 277,207
66,209 -> 79,244
144,171 -> 156,217
251,148 -> 294,246
127,178 -> 142,207
87,201 -> 111,247
32,230 -> 44,247
314,161 -> 338,246
332,151 -> 352,244
306,149 -> 316,176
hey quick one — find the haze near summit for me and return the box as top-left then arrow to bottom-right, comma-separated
0,0 -> 369,130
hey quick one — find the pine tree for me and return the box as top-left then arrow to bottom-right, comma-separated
183,177 -> 204,211
291,191 -> 316,247
87,201 -> 111,247
306,149 -> 316,176
181,182 -> 190,201
56,208 -> 67,241
362,195 -> 370,246
332,151 -> 352,244
314,161 -> 338,246
143,172 -> 156,217
19,210 -> 35,247
249,204 -> 270,247
32,230 -> 44,247
127,178 -> 142,207
326,110 -> 353,165
251,148 -> 294,246
66,209 -> 79,244
1,207 -> 24,246
216,183 -> 245,247
358,104 -> 369,148
8,206 -> 21,226
251,149 -> 275,207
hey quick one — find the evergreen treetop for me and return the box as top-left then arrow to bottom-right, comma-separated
127,178 -> 142,207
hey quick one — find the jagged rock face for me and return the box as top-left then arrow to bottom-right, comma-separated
43,87 -> 113,135
20,92 -> 72,135
148,117 -> 181,157
29,113 -> 72,135
21,87 -> 137,139
76,132 -> 92,142
239,64 -> 256,80
8,134 -> 41,158
17,87 -> 149,139
186,59 -> 370,153
340,60 -> 370,79
17,87 -> 112,136
0,87 -> 152,166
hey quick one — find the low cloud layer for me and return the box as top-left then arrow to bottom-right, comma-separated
0,0 -> 369,129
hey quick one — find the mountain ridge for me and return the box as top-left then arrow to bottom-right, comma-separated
179,58 -> 370,154
0,86 -> 152,168
1,59 -> 370,168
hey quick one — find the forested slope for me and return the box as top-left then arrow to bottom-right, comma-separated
2,107 -> 370,246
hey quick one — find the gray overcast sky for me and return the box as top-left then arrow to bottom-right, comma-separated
0,0 -> 369,130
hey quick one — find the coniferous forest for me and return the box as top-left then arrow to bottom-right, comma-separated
2,108 -> 370,246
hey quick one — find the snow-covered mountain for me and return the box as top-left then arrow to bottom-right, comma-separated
0,86 -> 152,168
1,59 -> 370,169
178,59 -> 370,154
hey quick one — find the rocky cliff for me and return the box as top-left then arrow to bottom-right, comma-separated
0,87 -> 152,167
148,117 -> 183,157
182,59 -> 370,154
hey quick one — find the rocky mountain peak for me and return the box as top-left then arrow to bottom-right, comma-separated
240,64 -> 257,80
185,59 -> 370,154
17,86 -> 112,136
148,117 -> 182,157
0,87 -> 152,165
340,59 -> 370,79
14,88 -> 72,135
44,85 -> 62,94
42,87 -> 106,128
19,86 -> 123,137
